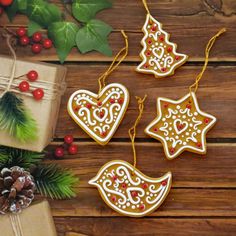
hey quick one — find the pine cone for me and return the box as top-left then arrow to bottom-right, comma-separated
0,166 -> 35,214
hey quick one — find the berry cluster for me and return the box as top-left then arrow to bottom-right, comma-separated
18,70 -> 44,100
54,135 -> 78,158
0,0 -> 13,14
17,27 -> 53,54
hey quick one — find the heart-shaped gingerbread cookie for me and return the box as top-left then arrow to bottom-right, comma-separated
67,83 -> 130,145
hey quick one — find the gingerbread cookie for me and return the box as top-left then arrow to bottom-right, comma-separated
145,92 -> 216,160
67,83 -> 129,145
136,14 -> 188,78
89,160 -> 172,217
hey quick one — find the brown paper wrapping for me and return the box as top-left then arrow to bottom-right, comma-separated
0,55 -> 67,152
0,200 -> 57,236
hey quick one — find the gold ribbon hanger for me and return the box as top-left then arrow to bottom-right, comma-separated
189,28 -> 226,94
98,30 -> 128,94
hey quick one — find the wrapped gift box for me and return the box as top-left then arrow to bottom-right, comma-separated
0,200 -> 57,236
0,55 -> 67,152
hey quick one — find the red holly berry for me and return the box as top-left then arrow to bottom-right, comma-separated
32,88 -> 44,100
99,112 -> 104,118
131,191 -> 138,197
101,131 -> 107,137
32,32 -> 42,43
18,81 -> 30,92
159,36 -> 164,41
151,26 -> 157,32
170,147 -> 175,154
197,142 -> 202,148
54,147 -> 64,158
164,103 -> 169,108
186,104 -> 192,109
86,103 -> 92,109
110,98 -> 115,104
118,98 -> 123,104
204,118 -> 209,124
121,183 -> 127,189
139,204 -> 145,210
68,144 -> 78,155
154,127 -> 158,132
111,196 -> 116,202
27,70 -> 38,82
146,51 -> 151,56
97,101 -> 102,106
0,0 -> 13,7
161,67 -> 166,72
167,47 -> 172,53
161,180 -> 167,186
19,36 -> 30,46
175,56 -> 180,61
0,7 -> 4,16
142,183 -> 148,189
43,38 -> 53,49
17,27 -> 27,37
112,175 -> 118,181
31,44 -> 42,54
64,135 -> 74,144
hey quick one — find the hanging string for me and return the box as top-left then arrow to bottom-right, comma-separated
142,0 -> 150,14
189,28 -> 226,94
128,95 -> 147,169
98,30 -> 128,93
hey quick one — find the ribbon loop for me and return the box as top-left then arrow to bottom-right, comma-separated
189,28 -> 226,94
0,31 -> 66,100
98,30 -> 129,93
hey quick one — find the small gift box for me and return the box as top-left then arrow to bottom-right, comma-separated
0,55 -> 67,152
0,200 -> 57,236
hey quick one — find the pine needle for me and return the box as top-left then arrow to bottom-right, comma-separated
0,146 -> 44,169
33,164 -> 78,200
0,92 -> 38,142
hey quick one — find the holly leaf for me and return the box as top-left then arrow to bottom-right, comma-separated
26,0 -> 62,28
76,19 -> 112,56
5,0 -> 27,21
48,22 -> 79,63
72,0 -> 112,22
28,21 -> 42,36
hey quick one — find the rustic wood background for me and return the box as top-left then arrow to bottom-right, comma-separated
1,0 -> 236,235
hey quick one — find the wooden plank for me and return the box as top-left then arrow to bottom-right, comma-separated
54,65 -> 236,138
50,188 -> 236,217
54,217 -> 236,236
0,29 -> 234,62
1,0 -> 236,61
45,143 -> 236,188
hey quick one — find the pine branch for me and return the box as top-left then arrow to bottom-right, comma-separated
33,164 -> 78,200
0,146 -> 44,169
0,92 -> 38,142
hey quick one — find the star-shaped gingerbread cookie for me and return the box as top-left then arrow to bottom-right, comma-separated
145,92 -> 216,160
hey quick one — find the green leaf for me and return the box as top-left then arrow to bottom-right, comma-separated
28,21 -> 42,36
72,0 -> 112,22
76,19 -> 112,56
0,92 -> 38,142
33,164 -> 78,199
5,0 -> 27,21
0,146 -> 44,170
26,0 -> 62,28
48,22 -> 79,63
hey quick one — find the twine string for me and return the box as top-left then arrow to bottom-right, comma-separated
0,31 -> 66,100
189,28 -> 226,94
9,214 -> 24,236
98,30 -> 128,93
142,0 -> 150,14
128,95 -> 147,170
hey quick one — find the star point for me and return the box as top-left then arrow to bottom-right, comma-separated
145,92 -> 216,160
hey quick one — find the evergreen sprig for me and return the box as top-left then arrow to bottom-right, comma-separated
0,146 -> 78,199
0,145 -> 43,169
0,92 -> 38,142
33,164 -> 78,199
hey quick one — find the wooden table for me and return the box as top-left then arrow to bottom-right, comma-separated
1,0 -> 236,235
